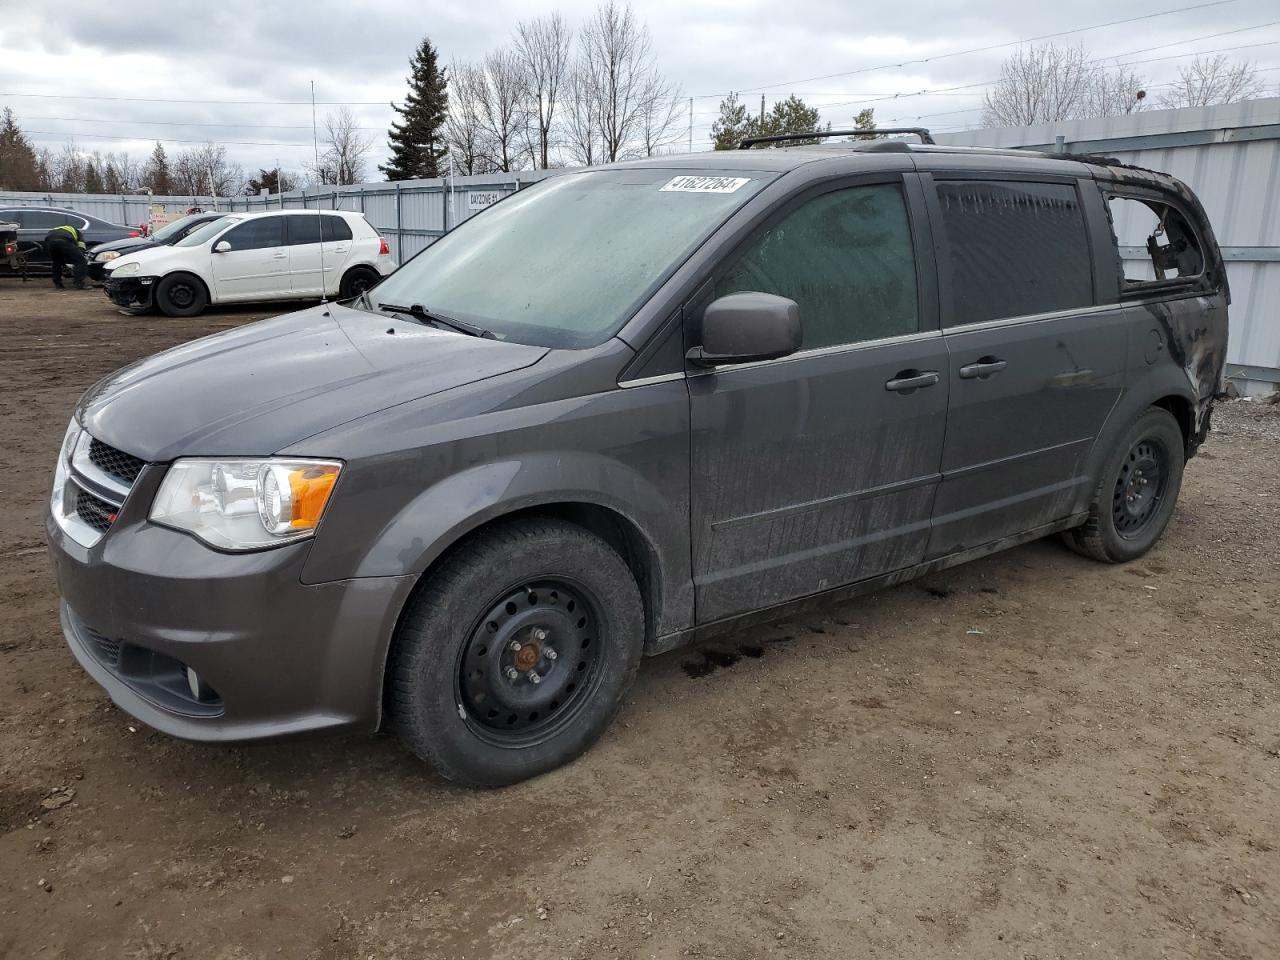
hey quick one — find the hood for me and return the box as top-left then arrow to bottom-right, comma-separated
92,235 -> 157,256
78,302 -> 548,460
108,243 -> 191,273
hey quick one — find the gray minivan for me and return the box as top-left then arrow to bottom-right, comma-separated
47,132 -> 1228,785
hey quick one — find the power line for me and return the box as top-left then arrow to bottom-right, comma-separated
14,113 -> 383,132
694,0 -> 1245,96
684,35 -> 1280,132
0,91 -> 390,106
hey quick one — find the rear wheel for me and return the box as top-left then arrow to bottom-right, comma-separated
155,272 -> 208,317
1064,407 -> 1185,563
388,518 -> 644,786
339,265 -> 380,299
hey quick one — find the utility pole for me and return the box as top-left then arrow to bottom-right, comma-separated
688,96 -> 693,154
760,94 -> 765,125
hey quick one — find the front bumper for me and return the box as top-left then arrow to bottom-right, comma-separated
104,275 -> 157,311
47,462 -> 416,742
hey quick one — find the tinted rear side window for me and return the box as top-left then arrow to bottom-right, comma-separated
936,181 -> 1093,326
287,215 -> 354,245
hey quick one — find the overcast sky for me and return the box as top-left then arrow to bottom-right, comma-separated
1,0 -> 1278,180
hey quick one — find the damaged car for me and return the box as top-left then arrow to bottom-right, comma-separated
102,209 -> 396,316
48,132 -> 1228,786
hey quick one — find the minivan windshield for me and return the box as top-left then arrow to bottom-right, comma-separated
151,214 -> 204,243
369,169 -> 771,348
177,216 -> 239,248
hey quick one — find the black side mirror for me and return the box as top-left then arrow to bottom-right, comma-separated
687,292 -> 801,367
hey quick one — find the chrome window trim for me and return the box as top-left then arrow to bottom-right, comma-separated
941,302 -> 1122,335
691,328 -> 943,375
617,371 -> 686,389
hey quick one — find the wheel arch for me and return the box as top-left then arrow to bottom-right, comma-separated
374,499 -> 666,731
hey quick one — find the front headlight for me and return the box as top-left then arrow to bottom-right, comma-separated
96,250 -> 120,262
149,458 -> 342,551
51,419 -> 82,509
112,261 -> 140,277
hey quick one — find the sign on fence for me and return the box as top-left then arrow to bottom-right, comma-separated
467,190 -> 504,211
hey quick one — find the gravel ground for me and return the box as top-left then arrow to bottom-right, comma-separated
1,283 -> 1277,960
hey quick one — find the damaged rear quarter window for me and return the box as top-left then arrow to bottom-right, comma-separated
1106,194 -> 1205,289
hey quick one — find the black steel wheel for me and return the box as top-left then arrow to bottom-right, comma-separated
456,579 -> 604,747
388,518 -> 644,786
1111,438 -> 1169,537
339,266 -> 380,299
155,272 -> 208,317
1064,406 -> 1185,563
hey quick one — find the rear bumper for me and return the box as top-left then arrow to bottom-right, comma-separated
104,276 -> 156,310
47,483 -> 416,742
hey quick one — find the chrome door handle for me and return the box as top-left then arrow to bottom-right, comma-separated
959,357 -> 1007,379
885,370 -> 940,393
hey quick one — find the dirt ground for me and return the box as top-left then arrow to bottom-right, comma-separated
1,280 -> 1277,960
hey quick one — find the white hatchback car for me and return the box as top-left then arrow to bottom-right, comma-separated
103,209 -> 397,317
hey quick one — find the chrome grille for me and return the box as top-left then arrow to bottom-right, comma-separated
88,439 -> 145,486
74,486 -> 117,533
53,428 -> 148,548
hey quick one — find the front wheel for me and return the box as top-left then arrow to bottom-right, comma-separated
388,518 -> 644,786
1064,407 -> 1186,563
155,272 -> 208,318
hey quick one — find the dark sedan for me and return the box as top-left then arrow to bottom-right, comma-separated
0,206 -> 141,277
86,212 -> 223,282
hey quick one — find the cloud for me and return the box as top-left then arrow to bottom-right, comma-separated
1,0 -> 1276,176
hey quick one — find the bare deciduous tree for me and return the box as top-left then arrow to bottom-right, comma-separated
981,42 -> 1147,127
445,60 -> 495,175
173,143 -> 243,197
514,12 -> 573,170
637,72 -> 684,157
1158,55 -> 1266,108
562,57 -> 601,166
311,107 -> 375,185
475,48 -> 527,172
579,0 -> 665,162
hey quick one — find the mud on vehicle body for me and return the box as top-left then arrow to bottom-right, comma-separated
47,133 -> 1228,785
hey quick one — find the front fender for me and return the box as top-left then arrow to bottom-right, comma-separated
303,450 -> 695,639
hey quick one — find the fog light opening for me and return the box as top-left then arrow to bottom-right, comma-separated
184,666 -> 219,703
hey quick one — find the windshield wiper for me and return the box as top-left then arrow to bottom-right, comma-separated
377,301 -> 492,338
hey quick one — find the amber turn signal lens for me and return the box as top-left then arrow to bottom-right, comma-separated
287,465 -> 340,529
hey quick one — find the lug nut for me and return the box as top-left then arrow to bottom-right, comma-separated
509,640 -> 522,652
504,666 -> 519,681
528,671 -> 542,685
532,628 -> 548,641
545,647 -> 558,661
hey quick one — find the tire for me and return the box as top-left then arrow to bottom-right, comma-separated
388,518 -> 644,786
155,272 -> 208,318
339,265 -> 380,300
1064,406 -> 1186,563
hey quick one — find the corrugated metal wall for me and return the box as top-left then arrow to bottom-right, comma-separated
0,169 -> 557,266
937,97 -> 1280,395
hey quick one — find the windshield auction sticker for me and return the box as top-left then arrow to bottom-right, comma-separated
660,176 -> 752,193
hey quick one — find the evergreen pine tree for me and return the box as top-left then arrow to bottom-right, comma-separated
84,156 -> 105,193
0,107 -> 41,191
381,38 -> 449,181
146,142 -> 172,194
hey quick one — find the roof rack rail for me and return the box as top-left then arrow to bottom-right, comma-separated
738,127 -> 934,149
